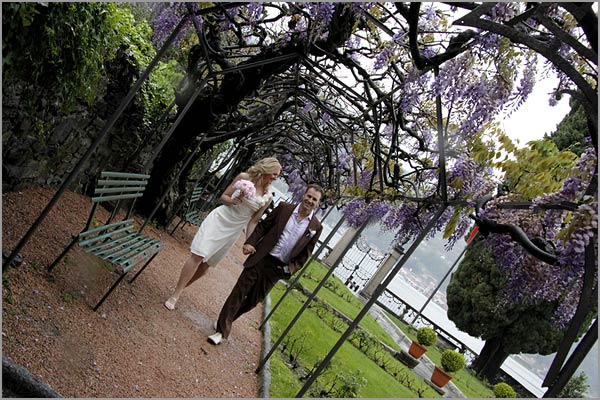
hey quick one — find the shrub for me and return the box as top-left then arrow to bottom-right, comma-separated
416,327 -> 437,346
331,370 -> 367,398
493,382 -> 516,398
440,349 -> 466,373
3,3 -> 129,109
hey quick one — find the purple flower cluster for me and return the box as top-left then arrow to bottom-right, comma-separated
374,45 -> 394,71
475,33 -> 502,56
247,2 -> 264,27
338,151 -> 352,170
424,6 -> 437,22
399,68 -> 432,114
430,155 -> 497,248
428,31 -> 540,140
342,199 -> 391,228
151,3 -> 198,47
510,52 -> 537,111
286,168 -> 307,204
345,34 -> 361,51
382,123 -> 393,140
486,3 -> 519,22
300,2 -> 337,41
459,77 -> 511,137
381,202 -> 452,245
219,6 -> 240,32
419,5 -> 440,31
358,169 -> 372,190
383,203 -> 417,241
342,199 -> 368,227
307,2 -> 336,26
374,32 -> 407,71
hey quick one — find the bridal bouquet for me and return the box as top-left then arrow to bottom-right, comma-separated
231,179 -> 256,200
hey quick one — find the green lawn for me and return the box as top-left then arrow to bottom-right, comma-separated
298,261 -> 401,350
268,260 -> 496,398
269,283 -> 441,398
269,353 -> 302,397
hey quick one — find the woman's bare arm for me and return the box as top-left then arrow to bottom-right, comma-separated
219,172 -> 249,206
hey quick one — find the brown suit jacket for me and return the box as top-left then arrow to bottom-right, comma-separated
244,202 -> 323,275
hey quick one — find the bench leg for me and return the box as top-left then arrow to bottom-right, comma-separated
93,273 -> 127,311
47,236 -> 78,272
128,252 -> 159,285
169,218 -> 184,235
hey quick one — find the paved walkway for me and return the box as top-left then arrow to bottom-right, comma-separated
367,302 -> 466,398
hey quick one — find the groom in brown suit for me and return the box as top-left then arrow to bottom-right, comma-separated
208,184 -> 324,345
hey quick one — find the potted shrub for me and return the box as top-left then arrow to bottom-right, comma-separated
408,327 -> 437,359
431,349 -> 466,388
493,382 -> 516,398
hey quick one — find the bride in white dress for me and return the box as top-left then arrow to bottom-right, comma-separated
164,157 -> 282,310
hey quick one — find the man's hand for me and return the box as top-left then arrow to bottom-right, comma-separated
242,244 -> 256,255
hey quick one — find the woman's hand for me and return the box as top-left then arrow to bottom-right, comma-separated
242,244 -> 256,255
229,196 -> 242,206
221,193 -> 242,206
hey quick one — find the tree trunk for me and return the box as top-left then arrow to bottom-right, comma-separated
472,337 -> 510,381
471,337 -> 501,372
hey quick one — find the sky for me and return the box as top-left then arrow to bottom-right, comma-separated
500,65 -> 571,145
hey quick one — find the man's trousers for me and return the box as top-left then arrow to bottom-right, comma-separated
217,255 -> 288,339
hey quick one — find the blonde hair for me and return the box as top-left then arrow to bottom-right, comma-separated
247,157 -> 282,191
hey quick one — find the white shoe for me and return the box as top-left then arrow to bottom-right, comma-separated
213,321 -> 218,331
208,332 -> 223,345
164,297 -> 177,310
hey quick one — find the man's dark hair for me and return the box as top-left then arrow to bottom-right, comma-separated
305,183 -> 325,199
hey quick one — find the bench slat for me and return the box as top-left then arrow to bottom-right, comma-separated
102,236 -> 153,260
94,186 -> 146,195
97,179 -> 148,186
91,193 -> 144,203
100,171 -> 150,179
121,244 -> 162,273
108,238 -> 158,264
79,225 -> 134,247
79,219 -> 134,238
85,232 -> 140,254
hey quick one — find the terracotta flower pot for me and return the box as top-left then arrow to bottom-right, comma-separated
408,341 -> 427,359
431,365 -> 453,388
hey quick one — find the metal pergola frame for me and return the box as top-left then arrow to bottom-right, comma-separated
3,3 -> 596,398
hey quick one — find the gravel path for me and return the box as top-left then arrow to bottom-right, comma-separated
2,187 -> 263,397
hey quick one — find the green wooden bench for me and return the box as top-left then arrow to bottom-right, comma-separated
181,183 -> 207,226
170,182 -> 217,234
47,171 -> 162,311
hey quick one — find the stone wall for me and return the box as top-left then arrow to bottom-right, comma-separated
2,46 -> 168,196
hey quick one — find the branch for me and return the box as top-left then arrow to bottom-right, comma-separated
558,2 -> 598,54
470,214 -> 558,265
454,4 -> 597,131
534,5 -> 597,64
403,3 -> 478,71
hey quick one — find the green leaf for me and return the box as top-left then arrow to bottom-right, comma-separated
443,208 -> 461,239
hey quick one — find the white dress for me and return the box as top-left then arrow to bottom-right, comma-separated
190,191 -> 272,266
